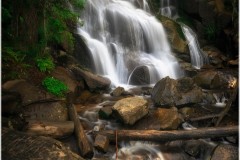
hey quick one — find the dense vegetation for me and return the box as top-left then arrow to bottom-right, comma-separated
2,0 -> 85,82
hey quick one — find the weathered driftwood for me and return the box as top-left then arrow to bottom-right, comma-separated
215,86 -> 238,126
67,93 -> 93,158
2,127 -> 84,160
96,126 -> 238,142
25,120 -> 74,138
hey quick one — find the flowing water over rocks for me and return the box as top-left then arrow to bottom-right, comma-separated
78,0 -> 183,86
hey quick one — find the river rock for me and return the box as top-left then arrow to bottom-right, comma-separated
70,66 -> 111,91
193,70 -> 237,89
211,144 -> 238,160
110,87 -> 125,97
51,66 -> 81,93
2,127 -> 84,160
99,106 -> 112,119
151,76 -> 204,106
128,66 -> 151,85
154,107 -> 183,130
112,97 -> 148,125
94,134 -> 109,153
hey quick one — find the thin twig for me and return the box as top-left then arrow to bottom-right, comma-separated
115,130 -> 118,160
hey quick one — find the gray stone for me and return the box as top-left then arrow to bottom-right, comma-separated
112,97 -> 148,125
151,76 -> 204,106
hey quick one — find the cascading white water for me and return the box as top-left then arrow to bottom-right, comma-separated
181,24 -> 209,69
78,0 -> 182,86
159,0 -> 208,69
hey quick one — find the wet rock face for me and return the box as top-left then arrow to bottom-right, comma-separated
151,76 -> 204,106
211,144 -> 238,160
159,16 -> 189,55
112,97 -> 148,125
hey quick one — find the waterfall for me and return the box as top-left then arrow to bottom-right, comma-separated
78,0 -> 182,86
181,24 -> 209,69
159,0 -> 209,69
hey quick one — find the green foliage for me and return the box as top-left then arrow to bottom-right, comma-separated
42,77 -> 68,97
2,46 -> 31,81
36,57 -> 55,72
204,24 -> 217,41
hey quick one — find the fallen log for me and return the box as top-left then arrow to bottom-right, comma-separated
96,126 -> 238,142
67,92 -> 94,158
25,120 -> 74,138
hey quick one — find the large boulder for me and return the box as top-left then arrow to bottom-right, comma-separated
70,66 -> 111,91
193,70 -> 237,89
2,128 -> 84,160
128,66 -> 151,85
151,76 -> 204,106
112,97 -> 148,125
132,107 -> 183,130
2,79 -> 52,105
51,66 -> 82,93
154,107 -> 183,130
2,79 -> 69,121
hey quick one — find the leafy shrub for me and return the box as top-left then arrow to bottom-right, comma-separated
42,77 -> 68,97
36,57 -> 55,72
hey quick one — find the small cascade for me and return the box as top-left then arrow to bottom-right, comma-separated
213,93 -> 227,107
159,0 -> 209,69
160,0 -> 178,19
112,141 -> 165,160
181,24 -> 209,69
78,0 -> 182,86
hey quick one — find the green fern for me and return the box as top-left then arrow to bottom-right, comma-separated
36,57 -> 55,72
42,77 -> 68,97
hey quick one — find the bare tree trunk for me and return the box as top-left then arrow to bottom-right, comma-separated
67,93 -> 93,159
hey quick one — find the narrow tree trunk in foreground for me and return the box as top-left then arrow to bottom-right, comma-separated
96,126 -> 238,142
26,120 -> 74,138
67,93 -> 93,159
